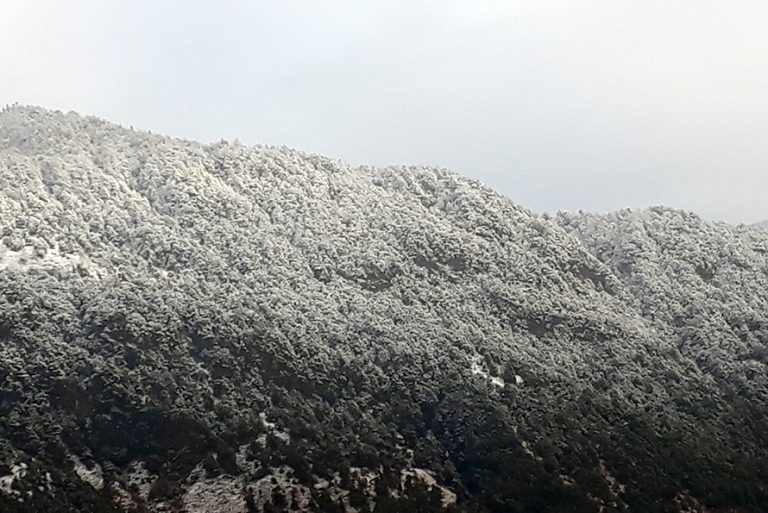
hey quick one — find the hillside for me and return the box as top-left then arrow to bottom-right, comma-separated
1,106 -> 767,513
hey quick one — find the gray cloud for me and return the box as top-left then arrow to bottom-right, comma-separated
2,0 -> 767,223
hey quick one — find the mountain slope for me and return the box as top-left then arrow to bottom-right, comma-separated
1,106 -> 767,512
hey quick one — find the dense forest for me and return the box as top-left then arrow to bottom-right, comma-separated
1,106 -> 767,512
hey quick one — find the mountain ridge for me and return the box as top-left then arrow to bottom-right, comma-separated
1,105 -> 767,513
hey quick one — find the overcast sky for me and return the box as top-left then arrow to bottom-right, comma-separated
2,1 -> 767,223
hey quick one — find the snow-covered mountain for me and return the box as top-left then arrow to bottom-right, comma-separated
1,106 -> 766,513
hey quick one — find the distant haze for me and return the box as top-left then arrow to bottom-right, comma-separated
2,1 -> 767,224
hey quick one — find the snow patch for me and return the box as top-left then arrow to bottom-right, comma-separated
401,468 -> 457,507
235,444 -> 257,474
183,474 -> 244,513
490,375 -> 505,388
259,412 -> 291,443
0,463 -> 28,495
71,456 -> 104,490
470,354 -> 505,388
674,492 -> 713,513
597,459 -> 628,512
520,440 -> 543,462
245,465 -> 311,511
111,460 -> 167,512
0,242 -> 105,277
128,461 -> 155,498
599,459 -> 626,494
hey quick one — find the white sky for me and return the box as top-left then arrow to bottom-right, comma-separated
2,1 -> 767,223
